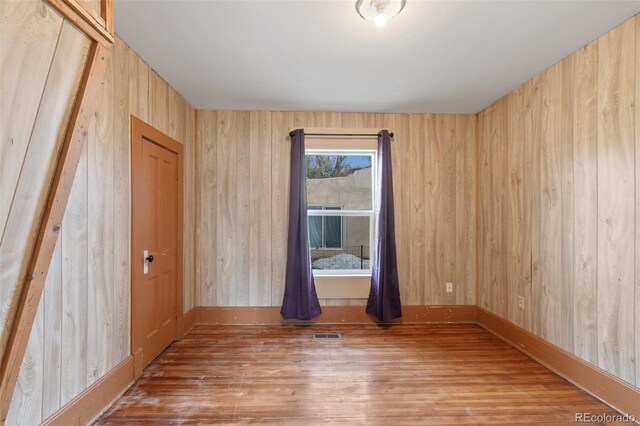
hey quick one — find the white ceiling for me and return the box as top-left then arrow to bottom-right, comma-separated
114,1 -> 640,114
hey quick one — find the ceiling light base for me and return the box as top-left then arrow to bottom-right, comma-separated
356,0 -> 406,27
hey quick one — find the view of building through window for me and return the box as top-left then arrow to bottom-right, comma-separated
308,206 -> 344,249
305,152 -> 375,273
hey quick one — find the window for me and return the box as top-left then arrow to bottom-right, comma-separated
306,151 -> 376,275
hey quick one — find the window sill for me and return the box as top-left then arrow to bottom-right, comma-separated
314,274 -> 371,299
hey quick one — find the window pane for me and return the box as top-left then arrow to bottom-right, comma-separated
311,216 -> 370,271
306,154 -> 372,210
324,216 -> 342,248
308,216 -> 322,248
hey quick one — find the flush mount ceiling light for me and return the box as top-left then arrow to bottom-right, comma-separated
356,0 -> 406,28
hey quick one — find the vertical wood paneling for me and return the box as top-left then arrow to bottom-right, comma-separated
87,44 -> 115,385
216,111 -> 237,305
499,101 -> 510,318
442,115 -> 457,305
539,64 -> 562,346
42,241 -> 62,419
454,115 -> 467,304
596,18 -> 635,384
489,100 -> 507,316
530,73 -> 543,337
636,14 -> 640,388
6,300 -> 44,425
270,112 -> 291,307
235,112 -> 251,305
166,87 -> 182,141
477,15 -> 638,389
60,143 -> 88,405
462,115 -> 477,304
302,111 -> 326,128
478,110 -> 491,310
521,80 -> 533,330
340,112 -> 358,128
288,111 -> 301,129
506,88 -> 525,327
573,41 -> 599,365
249,111 -> 272,306
560,55 -> 575,352
198,111 -> 218,305
197,111 -> 476,307
198,111 -> 475,306
428,115 -> 444,305
129,46 -> 149,122
149,70 -> 169,133
113,37 -> 130,362
408,115 -> 426,304
184,104 -> 196,312
325,112 -> 341,128
248,111 -> 260,306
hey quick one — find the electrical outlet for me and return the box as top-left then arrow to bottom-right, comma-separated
518,296 -> 525,310
446,282 -> 453,293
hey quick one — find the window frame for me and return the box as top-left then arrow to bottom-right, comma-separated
305,148 -> 377,277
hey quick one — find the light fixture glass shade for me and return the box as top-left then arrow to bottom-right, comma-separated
356,0 -> 406,27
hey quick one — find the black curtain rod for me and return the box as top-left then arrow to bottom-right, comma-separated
289,131 -> 394,138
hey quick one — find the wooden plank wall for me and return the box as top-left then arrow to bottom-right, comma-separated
477,15 -> 639,388
0,0 -> 86,372
3,28 -> 197,423
0,7 -> 92,423
197,112 -> 476,307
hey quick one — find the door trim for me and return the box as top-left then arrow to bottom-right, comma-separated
130,116 -> 184,378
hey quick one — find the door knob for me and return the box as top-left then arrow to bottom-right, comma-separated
146,254 -> 154,263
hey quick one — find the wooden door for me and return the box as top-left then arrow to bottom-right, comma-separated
131,117 -> 183,376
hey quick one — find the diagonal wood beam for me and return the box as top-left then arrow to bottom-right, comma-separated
0,1 -> 113,421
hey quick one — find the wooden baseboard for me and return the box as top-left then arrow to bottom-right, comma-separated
41,356 -> 134,426
178,308 -> 196,337
193,305 -> 477,325
476,307 -> 640,421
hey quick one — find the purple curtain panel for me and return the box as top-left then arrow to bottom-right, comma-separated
280,129 -> 322,320
366,130 -> 402,321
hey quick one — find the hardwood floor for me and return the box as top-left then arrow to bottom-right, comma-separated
96,324 -> 622,425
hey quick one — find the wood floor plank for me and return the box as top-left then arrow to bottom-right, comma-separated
96,324 -> 621,425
